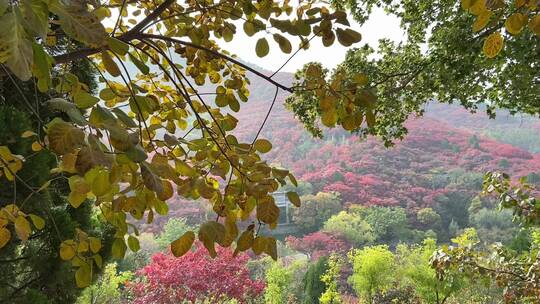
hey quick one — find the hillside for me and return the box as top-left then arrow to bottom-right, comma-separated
157,68 -> 540,235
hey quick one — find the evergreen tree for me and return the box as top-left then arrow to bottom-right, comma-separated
0,59 -> 113,303
302,256 -> 328,304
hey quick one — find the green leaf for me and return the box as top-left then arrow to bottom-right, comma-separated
273,33 -> 292,54
47,98 -> 88,126
111,108 -> 138,128
21,0 -> 49,39
0,11 -> 33,80
198,221 -> 226,258
171,231 -> 195,257
125,144 -> 147,162
101,51 -> 121,77
264,237 -> 278,260
111,238 -> 127,259
75,264 -> 91,288
129,53 -> 150,75
254,139 -> 272,153
49,0 -> 107,47
336,28 -> 362,47
255,38 -> 269,57
127,235 -> 140,252
46,119 -> 86,155
286,191 -> 301,207
0,0 -> 8,16
256,198 -> 280,224
74,92 -> 99,109
32,43 -> 53,92
107,37 -> 129,55
29,214 -> 45,230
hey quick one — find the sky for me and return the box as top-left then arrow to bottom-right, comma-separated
219,8 -> 404,73
106,7 -> 404,74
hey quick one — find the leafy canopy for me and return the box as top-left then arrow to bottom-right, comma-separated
0,0 -> 362,287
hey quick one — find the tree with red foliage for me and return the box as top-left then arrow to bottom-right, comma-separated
286,232 -> 351,261
129,243 -> 265,303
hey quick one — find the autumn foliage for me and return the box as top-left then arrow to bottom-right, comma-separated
129,243 -> 265,303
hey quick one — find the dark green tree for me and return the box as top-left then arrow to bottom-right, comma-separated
0,59 -> 113,303
302,256 -> 329,304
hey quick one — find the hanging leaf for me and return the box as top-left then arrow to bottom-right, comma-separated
273,33 -> 292,53
254,139 -> 272,153
48,98 -> 88,126
89,237 -> 101,253
29,214 -> 45,230
198,221 -> 225,258
47,119 -> 86,155
473,11 -> 492,32
129,53 -> 150,75
49,0 -> 107,47
21,0 -> 49,39
482,32 -> 504,58
74,92 -> 99,109
0,227 -> 11,249
111,238 -> 127,259
107,37 -> 129,55
171,231 -> 195,257
101,51 -> 121,77
255,38 -> 269,57
256,198 -> 280,224
530,14 -> 540,36
60,240 -> 76,260
75,264 -> 91,288
286,191 -> 301,207
336,28 -> 362,47
505,13 -> 527,35
0,12 -> 34,80
127,235 -> 140,252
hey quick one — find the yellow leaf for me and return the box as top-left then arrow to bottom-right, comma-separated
93,254 -> 103,268
29,214 -> 45,230
60,153 -> 78,173
482,32 -> 504,58
14,215 -> 31,242
256,197 -> 280,224
253,139 -> 272,153
198,221 -> 225,258
529,14 -> 540,36
89,237 -> 101,253
461,0 -> 472,9
75,264 -> 91,288
21,131 -> 36,138
31,141 -> 42,151
171,231 -> 195,257
101,51 -> 121,77
60,240 -> 76,260
46,120 -> 85,155
286,191 -> 301,207
235,229 -> 254,255
264,237 -> 278,260
77,240 -> 89,253
505,13 -> 527,35
91,169 -> 111,197
469,0 -> 487,15
0,227 -> 11,249
473,11 -> 492,32
157,180 -> 174,201
321,109 -> 338,127
252,236 -> 267,255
